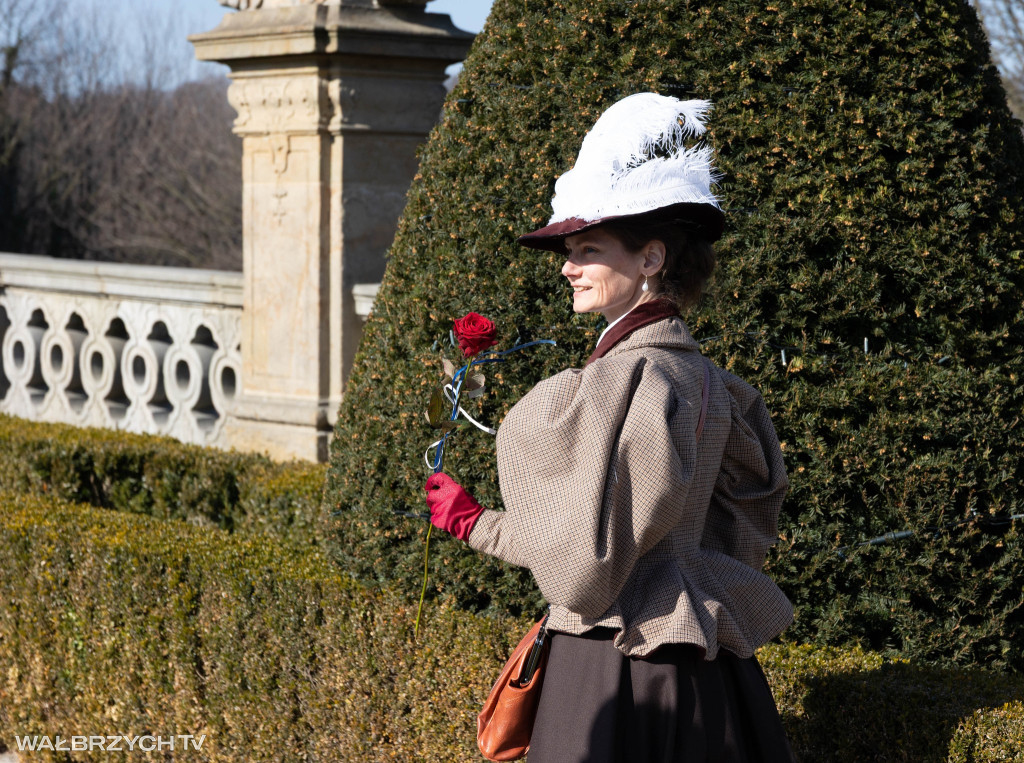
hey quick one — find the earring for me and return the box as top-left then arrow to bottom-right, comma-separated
641,275 -> 649,293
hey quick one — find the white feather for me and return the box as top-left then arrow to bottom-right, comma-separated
549,93 -> 720,224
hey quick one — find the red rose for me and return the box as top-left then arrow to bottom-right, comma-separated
453,312 -> 498,358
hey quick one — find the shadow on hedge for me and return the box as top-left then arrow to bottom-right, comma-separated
785,661 -> 1022,762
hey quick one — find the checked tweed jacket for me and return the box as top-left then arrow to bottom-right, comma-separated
468,316 -> 793,659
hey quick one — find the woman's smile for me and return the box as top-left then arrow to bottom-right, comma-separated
562,228 -> 651,323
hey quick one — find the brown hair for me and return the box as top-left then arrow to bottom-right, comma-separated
600,218 -> 716,310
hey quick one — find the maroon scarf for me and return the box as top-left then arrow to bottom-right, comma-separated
586,299 -> 680,365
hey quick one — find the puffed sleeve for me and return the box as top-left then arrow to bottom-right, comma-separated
700,370 -> 788,571
467,355 -> 701,618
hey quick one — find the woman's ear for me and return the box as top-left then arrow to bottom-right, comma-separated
641,240 -> 666,276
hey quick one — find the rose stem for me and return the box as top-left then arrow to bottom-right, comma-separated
414,523 -> 433,639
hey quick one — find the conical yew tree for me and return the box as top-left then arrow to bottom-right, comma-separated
323,0 -> 1024,670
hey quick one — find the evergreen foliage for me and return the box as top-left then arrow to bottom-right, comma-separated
323,0 -> 1024,669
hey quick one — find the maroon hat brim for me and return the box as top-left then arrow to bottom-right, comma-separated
517,202 -> 725,254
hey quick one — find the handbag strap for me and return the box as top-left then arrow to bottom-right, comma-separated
695,358 -> 711,443
520,610 -> 550,685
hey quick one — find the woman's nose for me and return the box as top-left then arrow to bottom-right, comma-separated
562,258 -> 580,278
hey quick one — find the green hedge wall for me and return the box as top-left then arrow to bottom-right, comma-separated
0,414 -> 326,547
323,0 -> 1024,669
0,492 -> 506,761
2,492 -> 1023,762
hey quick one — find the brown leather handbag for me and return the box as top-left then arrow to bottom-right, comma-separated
477,614 -> 551,761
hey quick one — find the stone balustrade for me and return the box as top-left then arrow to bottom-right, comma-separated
0,253 -> 244,447
0,253 -> 381,450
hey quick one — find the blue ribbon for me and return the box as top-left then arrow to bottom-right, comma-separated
431,339 -> 556,473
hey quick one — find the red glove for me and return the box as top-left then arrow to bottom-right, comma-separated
424,472 -> 484,542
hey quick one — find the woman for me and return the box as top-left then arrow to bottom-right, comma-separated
425,93 -> 796,762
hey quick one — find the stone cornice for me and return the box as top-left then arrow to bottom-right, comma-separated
190,6 -> 473,65
0,253 -> 243,308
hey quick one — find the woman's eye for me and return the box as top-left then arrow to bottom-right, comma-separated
566,244 -> 599,258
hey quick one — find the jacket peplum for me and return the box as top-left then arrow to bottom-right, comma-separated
467,316 -> 793,659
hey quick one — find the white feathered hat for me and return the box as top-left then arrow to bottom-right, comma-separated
518,92 -> 724,252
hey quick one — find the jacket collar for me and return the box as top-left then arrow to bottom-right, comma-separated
587,299 -> 697,365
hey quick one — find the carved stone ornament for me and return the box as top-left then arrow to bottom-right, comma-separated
226,75 -> 323,135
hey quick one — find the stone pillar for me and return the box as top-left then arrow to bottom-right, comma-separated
190,0 -> 472,461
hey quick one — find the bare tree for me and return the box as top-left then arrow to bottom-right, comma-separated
76,78 -> 242,269
974,0 -> 1024,122
0,0 -> 241,269
1,0 -> 63,90
0,0 -> 65,251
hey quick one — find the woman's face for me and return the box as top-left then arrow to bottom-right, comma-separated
562,227 -> 655,324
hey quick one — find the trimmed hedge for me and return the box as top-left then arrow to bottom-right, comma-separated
1,492 -> 1023,761
0,413 -> 326,547
323,0 -> 1024,669
948,702 -> 1024,763
768,645 -> 1024,762
0,492 -> 508,761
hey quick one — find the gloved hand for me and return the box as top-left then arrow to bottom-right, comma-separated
424,472 -> 484,542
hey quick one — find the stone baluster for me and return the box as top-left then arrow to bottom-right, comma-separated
0,255 -> 244,447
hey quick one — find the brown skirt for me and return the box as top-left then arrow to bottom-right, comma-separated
527,630 -> 796,763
